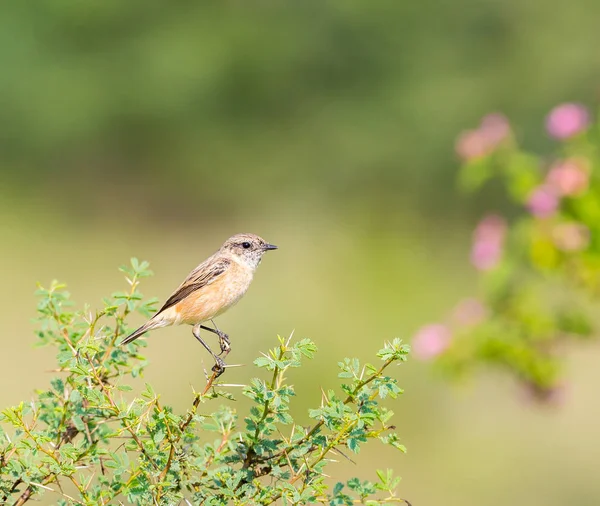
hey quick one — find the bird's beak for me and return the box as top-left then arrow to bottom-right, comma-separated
263,243 -> 278,251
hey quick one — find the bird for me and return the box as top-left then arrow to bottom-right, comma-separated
120,233 -> 277,375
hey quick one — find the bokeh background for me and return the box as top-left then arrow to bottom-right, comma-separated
3,2 -> 600,504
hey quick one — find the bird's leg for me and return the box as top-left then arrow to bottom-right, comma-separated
199,320 -> 231,356
192,323 -> 225,377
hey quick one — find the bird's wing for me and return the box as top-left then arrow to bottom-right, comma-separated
154,257 -> 231,316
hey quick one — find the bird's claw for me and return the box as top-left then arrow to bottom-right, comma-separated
216,329 -> 228,340
212,357 -> 226,377
218,333 -> 231,355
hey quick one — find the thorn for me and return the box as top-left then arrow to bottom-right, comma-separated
331,446 -> 357,464
320,386 -> 328,406
29,482 -> 55,492
125,399 -> 136,415
285,329 -> 295,347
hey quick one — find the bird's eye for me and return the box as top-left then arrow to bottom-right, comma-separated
241,242 -> 251,249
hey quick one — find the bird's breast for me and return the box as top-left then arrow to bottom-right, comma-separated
174,262 -> 254,324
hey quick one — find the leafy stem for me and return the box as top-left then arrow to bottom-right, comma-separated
0,260 -> 410,506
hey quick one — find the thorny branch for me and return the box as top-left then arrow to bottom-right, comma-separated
1,263 -> 410,506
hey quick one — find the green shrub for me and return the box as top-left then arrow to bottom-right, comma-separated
0,260 -> 410,505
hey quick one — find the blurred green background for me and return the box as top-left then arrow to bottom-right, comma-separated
3,1 -> 600,504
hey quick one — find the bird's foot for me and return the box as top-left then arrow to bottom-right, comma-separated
218,333 -> 231,355
212,356 -> 226,378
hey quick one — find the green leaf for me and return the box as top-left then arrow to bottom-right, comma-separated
458,157 -> 494,192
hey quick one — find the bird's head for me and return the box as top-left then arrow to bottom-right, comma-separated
220,233 -> 278,269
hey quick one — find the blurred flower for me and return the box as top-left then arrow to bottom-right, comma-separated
455,130 -> 488,160
552,222 -> 590,252
412,324 -> 451,360
480,113 -> 511,144
456,113 -> 511,161
546,159 -> 589,196
452,298 -> 487,327
470,214 -> 507,270
545,103 -> 590,139
526,185 -> 559,218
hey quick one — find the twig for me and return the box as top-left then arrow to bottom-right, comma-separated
201,370 -> 220,395
85,353 -> 160,473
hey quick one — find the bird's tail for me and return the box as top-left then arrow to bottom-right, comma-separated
120,319 -> 166,346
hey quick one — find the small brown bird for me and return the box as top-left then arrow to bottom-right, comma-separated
120,233 -> 277,375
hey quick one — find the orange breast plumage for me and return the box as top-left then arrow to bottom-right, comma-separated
173,261 -> 253,325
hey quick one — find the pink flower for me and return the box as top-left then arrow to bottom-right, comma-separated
456,113 -> 511,161
526,186 -> 559,218
452,298 -> 487,327
552,223 -> 590,252
412,324 -> 451,360
480,113 -> 511,145
455,130 -> 489,160
470,215 -> 507,270
546,103 -> 590,139
546,159 -> 589,196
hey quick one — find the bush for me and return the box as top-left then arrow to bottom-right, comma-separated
0,260 -> 410,505
413,103 -> 599,402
